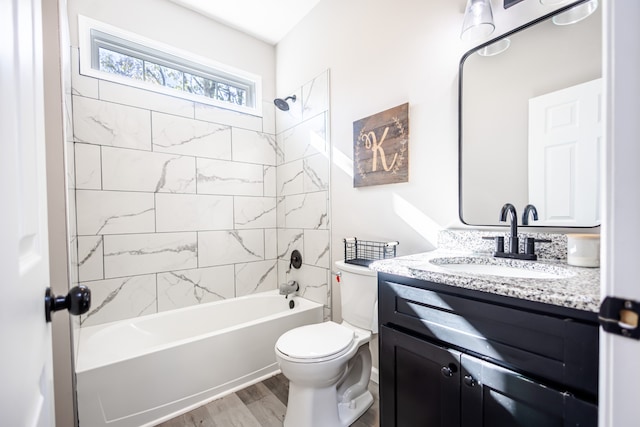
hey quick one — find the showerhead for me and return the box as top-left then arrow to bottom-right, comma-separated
274,95 -> 296,111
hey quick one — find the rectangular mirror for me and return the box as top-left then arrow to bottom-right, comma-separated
459,0 -> 602,227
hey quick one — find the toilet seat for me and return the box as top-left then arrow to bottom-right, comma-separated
276,322 -> 355,362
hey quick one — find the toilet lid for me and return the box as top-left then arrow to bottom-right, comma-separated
276,322 -> 355,360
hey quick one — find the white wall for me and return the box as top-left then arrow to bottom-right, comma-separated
67,0 -> 276,101
278,0 -> 462,262
275,0 -> 580,329
277,0 -> 581,264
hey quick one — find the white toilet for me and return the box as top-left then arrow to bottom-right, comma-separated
275,260 -> 378,427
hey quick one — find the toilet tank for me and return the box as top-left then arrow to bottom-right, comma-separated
335,260 -> 378,333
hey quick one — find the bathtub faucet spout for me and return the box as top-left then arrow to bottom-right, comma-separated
279,280 -> 299,299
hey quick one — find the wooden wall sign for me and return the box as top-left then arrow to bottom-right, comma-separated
353,103 -> 409,187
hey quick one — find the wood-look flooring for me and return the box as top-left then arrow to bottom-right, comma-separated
156,373 -> 379,427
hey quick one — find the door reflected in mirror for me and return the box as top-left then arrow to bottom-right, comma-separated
459,0 -> 602,227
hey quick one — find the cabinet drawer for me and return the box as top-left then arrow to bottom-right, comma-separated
379,278 -> 599,397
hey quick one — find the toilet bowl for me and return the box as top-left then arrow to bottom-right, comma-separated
275,261 -> 377,427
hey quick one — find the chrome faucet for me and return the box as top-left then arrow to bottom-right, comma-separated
522,204 -> 538,226
499,203 -> 519,254
279,280 -> 299,299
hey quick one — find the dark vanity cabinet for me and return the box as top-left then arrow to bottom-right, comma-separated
378,273 -> 599,427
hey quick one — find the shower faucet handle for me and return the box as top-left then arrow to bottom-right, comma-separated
289,250 -> 302,269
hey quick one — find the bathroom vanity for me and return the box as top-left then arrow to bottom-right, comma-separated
378,2 -> 603,424
371,248 -> 600,427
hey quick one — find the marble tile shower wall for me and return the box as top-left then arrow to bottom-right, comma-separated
63,45 -> 81,360
275,71 -> 331,320
71,47 -> 284,327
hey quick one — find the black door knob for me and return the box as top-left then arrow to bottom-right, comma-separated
45,285 -> 91,322
441,364 -> 457,378
463,375 -> 477,387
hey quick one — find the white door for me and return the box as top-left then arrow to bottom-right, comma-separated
528,79 -> 602,226
599,1 -> 640,426
0,0 -> 55,426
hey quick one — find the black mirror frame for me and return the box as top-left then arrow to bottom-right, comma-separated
458,0 -> 599,229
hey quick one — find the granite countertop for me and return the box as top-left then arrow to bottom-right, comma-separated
370,249 -> 601,313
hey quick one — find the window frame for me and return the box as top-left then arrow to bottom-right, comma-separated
78,15 -> 263,117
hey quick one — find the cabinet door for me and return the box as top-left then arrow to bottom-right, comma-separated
460,354 -> 597,427
380,325 -> 461,427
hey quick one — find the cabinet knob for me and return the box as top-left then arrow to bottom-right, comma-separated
441,364 -> 457,378
463,375 -> 477,387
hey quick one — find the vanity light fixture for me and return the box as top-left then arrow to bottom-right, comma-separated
461,0 -> 495,41
477,37 -> 511,56
552,0 -> 598,25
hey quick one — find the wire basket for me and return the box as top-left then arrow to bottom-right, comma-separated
343,237 -> 399,267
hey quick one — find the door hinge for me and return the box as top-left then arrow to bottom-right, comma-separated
599,297 -> 640,339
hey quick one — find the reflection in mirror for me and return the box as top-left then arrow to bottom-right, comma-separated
459,0 -> 602,227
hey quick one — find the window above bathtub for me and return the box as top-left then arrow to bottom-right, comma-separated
78,15 -> 262,116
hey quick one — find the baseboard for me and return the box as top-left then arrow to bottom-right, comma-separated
370,367 -> 379,384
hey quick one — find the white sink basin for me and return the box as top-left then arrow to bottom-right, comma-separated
428,257 -> 574,280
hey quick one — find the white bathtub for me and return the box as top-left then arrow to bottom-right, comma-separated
76,291 -> 323,427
